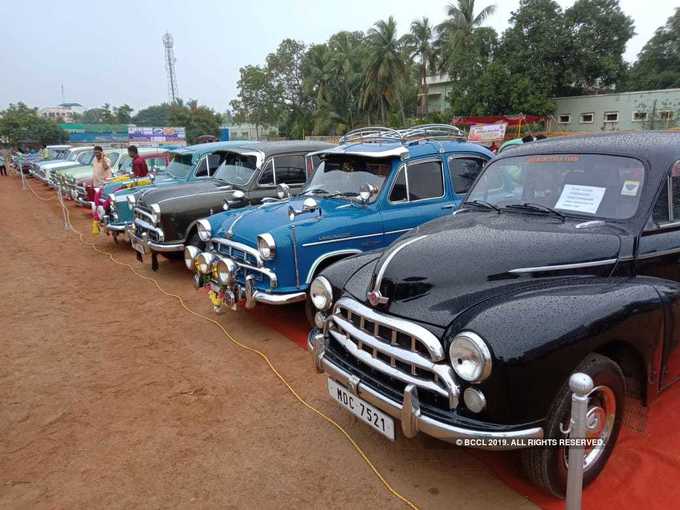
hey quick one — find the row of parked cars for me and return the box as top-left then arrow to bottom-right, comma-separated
29,126 -> 680,497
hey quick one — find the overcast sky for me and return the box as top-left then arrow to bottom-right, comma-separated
1,0 -> 676,114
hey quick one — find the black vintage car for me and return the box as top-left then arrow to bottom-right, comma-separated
128,141 -> 333,270
307,132 -> 680,496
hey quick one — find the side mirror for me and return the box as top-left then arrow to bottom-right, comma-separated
288,197 -> 320,222
359,183 -> 378,204
277,183 -> 291,200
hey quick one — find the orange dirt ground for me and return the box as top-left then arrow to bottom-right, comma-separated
0,175 -> 536,509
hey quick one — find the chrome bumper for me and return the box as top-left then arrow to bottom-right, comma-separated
308,331 -> 544,449
129,223 -> 184,253
251,289 -> 306,305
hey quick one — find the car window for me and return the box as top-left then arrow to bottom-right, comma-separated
195,154 -> 222,177
274,155 -> 306,185
652,161 -> 680,226
259,160 -> 274,186
108,152 -> 120,166
119,155 -> 132,172
390,160 -> 444,202
148,158 -> 167,171
450,157 -> 485,195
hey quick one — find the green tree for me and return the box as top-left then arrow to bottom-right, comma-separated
0,103 -> 68,145
81,104 -> 115,124
168,99 -> 221,144
133,104 -> 172,126
436,0 -> 496,69
361,17 -> 408,125
627,8 -> 680,90
402,18 -> 438,117
565,0 -> 635,92
229,65 -> 279,137
113,104 -> 134,124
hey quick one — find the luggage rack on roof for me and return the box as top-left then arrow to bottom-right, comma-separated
339,124 -> 465,145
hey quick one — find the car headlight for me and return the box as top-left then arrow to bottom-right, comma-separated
214,256 -> 236,285
195,252 -> 216,274
310,276 -> 333,311
448,332 -> 492,383
197,219 -> 212,242
257,233 -> 276,260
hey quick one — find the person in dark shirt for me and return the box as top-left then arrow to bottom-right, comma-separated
128,145 -> 148,178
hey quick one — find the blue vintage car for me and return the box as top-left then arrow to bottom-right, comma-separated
101,141 -> 252,241
187,125 -> 494,323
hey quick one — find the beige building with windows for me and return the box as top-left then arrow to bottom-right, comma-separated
38,102 -> 85,123
552,89 -> 680,133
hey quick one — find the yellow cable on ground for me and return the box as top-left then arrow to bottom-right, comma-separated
24,177 -> 420,510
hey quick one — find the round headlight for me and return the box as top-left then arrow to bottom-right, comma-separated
197,219 -> 212,242
215,256 -> 237,285
184,245 -> 200,271
257,233 -> 276,260
449,332 -> 492,383
310,276 -> 333,311
463,387 -> 487,413
196,252 -> 216,275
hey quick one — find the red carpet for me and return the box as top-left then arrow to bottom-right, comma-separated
270,307 -> 680,509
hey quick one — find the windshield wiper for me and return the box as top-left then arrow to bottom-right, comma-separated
464,200 -> 501,213
504,202 -> 565,221
303,188 -> 330,195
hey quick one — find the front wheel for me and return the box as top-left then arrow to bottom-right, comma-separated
521,353 -> 625,498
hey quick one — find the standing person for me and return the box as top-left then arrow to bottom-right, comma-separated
92,146 -> 112,188
128,145 -> 148,178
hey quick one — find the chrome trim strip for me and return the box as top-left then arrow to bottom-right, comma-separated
227,213 -> 245,237
372,235 -> 427,294
216,261 -> 278,287
302,232 -> 383,247
157,190 -> 231,204
334,297 -> 444,361
290,225 -> 301,287
305,249 -> 362,283
254,290 -> 306,305
508,258 -> 618,274
211,237 -> 263,267
134,207 -> 155,224
636,248 -> 680,260
318,354 -> 543,449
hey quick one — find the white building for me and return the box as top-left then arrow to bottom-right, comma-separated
39,102 -> 85,123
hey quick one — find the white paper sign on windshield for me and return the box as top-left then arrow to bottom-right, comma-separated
555,184 -> 606,214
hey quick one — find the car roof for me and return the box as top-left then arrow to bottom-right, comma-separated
228,140 -> 335,156
170,141 -> 255,156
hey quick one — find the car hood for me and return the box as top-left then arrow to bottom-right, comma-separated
42,161 -> 81,170
216,195 -> 362,245
138,179 -> 239,207
344,211 -> 623,327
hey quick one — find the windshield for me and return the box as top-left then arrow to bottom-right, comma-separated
213,152 -> 257,186
305,155 -> 392,197
119,155 -> 132,172
77,151 -> 94,165
49,149 -> 67,159
165,153 -> 194,179
67,151 -> 80,161
467,154 -> 645,220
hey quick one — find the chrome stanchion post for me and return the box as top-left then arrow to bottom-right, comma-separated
565,372 -> 594,510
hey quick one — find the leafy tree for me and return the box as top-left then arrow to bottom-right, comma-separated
81,104 -> 115,124
229,65 -> 280,137
168,99 -> 221,144
565,0 -> 635,92
0,103 -> 68,145
402,18 -> 438,117
113,104 -> 134,124
133,104 -> 172,126
436,0 -> 496,69
626,8 -> 680,90
361,17 -> 408,125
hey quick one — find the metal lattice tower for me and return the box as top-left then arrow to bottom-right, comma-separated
163,32 -> 179,103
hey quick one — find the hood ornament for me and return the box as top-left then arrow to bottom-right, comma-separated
367,289 -> 388,307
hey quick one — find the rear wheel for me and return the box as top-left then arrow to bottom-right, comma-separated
521,353 -> 625,497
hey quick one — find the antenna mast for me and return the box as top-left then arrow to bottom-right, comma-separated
163,32 -> 179,103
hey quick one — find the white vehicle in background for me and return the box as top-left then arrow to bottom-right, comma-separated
32,146 -> 94,185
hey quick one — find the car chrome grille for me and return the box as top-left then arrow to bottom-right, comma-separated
133,206 -> 161,242
327,297 -> 459,409
216,243 -> 259,267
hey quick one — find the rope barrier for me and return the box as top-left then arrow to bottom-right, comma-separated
23,175 -> 420,510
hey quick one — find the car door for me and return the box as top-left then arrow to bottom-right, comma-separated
380,157 -> 451,245
637,160 -> 680,388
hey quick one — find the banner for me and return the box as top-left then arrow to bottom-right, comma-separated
127,127 -> 186,146
467,123 -> 508,143
60,123 -> 129,143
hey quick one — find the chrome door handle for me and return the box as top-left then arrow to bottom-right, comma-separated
441,204 -> 455,210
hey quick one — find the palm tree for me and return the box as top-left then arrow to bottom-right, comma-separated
361,17 -> 408,125
436,0 -> 496,69
402,17 -> 438,118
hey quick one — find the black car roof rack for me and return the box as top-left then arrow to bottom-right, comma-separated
339,124 -> 465,145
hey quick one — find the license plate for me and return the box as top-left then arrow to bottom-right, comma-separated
328,379 -> 395,440
131,238 -> 146,256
